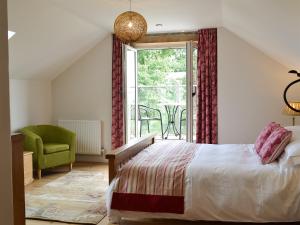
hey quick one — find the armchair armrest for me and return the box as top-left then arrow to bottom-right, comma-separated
20,129 -> 44,167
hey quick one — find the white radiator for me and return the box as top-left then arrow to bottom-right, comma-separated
58,120 -> 102,155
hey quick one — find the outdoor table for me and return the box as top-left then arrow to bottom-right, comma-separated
160,102 -> 185,139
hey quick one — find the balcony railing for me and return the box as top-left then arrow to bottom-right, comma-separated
138,85 -> 186,105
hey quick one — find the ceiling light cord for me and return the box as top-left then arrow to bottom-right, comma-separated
129,0 -> 132,12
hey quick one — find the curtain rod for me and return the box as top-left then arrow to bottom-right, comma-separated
134,32 -> 198,44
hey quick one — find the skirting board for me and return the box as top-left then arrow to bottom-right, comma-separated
76,152 -> 108,163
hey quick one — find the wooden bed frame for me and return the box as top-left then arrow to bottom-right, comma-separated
105,134 -> 156,184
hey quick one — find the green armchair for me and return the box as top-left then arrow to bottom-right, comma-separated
20,125 -> 76,179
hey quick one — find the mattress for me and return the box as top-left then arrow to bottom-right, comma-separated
106,142 -> 300,222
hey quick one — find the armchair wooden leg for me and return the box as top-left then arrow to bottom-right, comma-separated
69,163 -> 73,171
37,169 -> 42,179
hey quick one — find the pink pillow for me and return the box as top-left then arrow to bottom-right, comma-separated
254,122 -> 280,153
258,127 -> 292,164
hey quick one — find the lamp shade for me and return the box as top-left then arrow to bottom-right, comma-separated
114,11 -> 147,43
282,102 -> 300,116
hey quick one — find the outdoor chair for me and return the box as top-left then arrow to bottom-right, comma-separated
179,108 -> 186,140
138,105 -> 164,139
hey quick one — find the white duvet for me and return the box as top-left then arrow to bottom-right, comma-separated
107,143 -> 300,222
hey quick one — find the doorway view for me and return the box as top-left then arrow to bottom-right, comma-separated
124,42 -> 198,143
137,48 -> 187,140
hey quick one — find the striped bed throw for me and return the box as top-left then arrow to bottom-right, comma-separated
111,141 -> 198,214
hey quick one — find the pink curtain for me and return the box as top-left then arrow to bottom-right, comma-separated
196,28 -> 218,144
111,35 -> 124,149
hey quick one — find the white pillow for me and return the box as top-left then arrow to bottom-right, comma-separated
285,126 -> 300,141
279,139 -> 300,167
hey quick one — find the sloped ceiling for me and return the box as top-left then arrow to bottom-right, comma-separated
7,0 -> 300,80
222,0 -> 300,71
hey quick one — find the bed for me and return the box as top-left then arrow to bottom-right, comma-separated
105,134 -> 300,223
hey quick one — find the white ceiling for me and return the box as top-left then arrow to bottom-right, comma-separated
223,0 -> 300,71
7,0 -> 300,80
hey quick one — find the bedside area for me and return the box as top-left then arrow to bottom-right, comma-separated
24,151 -> 34,185
11,133 -> 26,225
11,134 -> 34,225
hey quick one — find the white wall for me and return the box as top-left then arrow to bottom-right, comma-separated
0,0 -> 14,223
52,28 -> 299,149
9,79 -> 52,131
52,35 -> 112,152
218,27 -> 298,144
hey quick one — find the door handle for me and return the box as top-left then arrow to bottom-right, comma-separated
192,86 -> 197,97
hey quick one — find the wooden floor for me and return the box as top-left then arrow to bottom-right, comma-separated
26,162 -> 110,225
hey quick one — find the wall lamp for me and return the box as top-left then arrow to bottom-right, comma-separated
283,70 -> 300,113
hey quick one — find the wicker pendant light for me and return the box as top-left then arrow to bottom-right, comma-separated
114,0 -> 147,43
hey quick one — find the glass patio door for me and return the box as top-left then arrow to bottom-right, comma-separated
123,45 -> 138,143
186,41 -> 198,142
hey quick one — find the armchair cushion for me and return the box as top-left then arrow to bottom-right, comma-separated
44,143 -> 70,154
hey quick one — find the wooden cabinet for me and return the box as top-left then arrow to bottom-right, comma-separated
24,151 -> 33,185
11,133 -> 25,225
